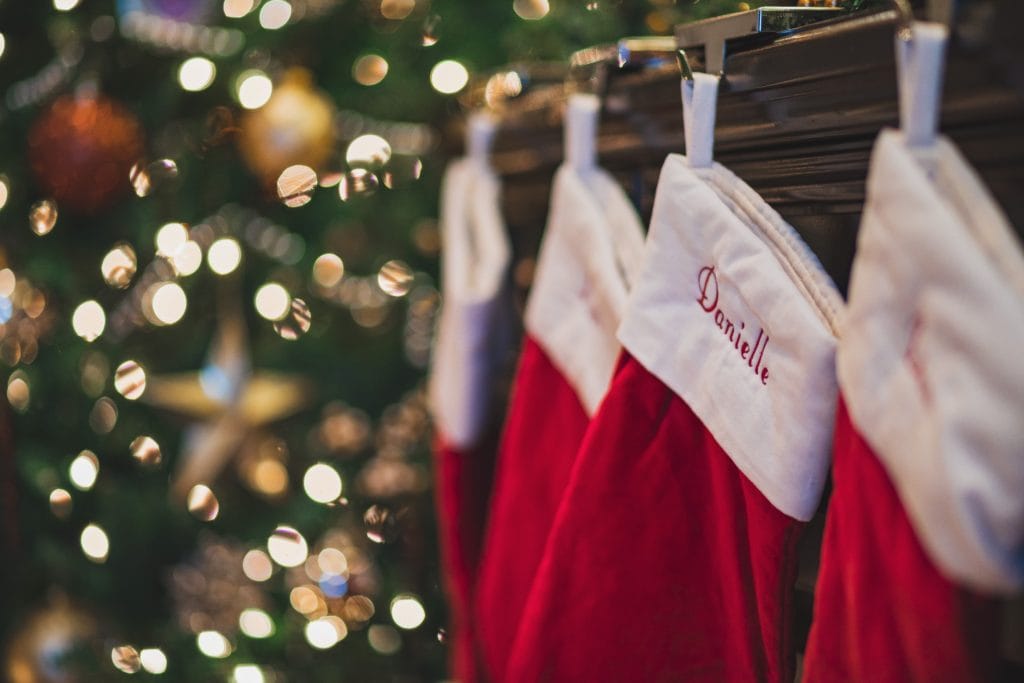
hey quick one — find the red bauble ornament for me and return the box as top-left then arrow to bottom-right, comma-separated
28,95 -> 145,214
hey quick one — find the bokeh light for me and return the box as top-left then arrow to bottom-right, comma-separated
49,488 -> 72,517
381,0 -> 415,20
69,450 -> 99,491
208,237 -> 242,275
254,283 -> 290,321
430,60 -> 469,94
237,71 -> 273,109
111,645 -> 141,674
272,298 -> 312,340
130,435 -> 162,467
145,282 -> 188,326
390,594 -> 426,630
187,484 -> 220,521
29,199 -> 58,236
305,616 -> 347,649
259,0 -> 292,30
346,134 -> 392,166
267,525 -> 308,567
368,624 -> 402,654
155,222 -> 189,257
196,630 -> 232,658
139,648 -> 168,675
114,360 -> 147,400
233,664 -> 265,683
171,240 -> 202,276
239,608 -> 275,638
377,260 -> 414,297
101,243 -> 138,289
7,372 -> 30,412
312,253 -> 344,288
81,523 -> 110,562
72,301 -> 106,342
353,54 -> 388,86
223,0 -> 257,18
276,165 -> 318,207
178,57 -> 217,92
513,0 -> 550,20
303,463 -> 343,504
242,549 -> 274,582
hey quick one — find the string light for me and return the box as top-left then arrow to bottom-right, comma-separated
178,57 -> 217,92
81,524 -> 110,562
72,301 -> 106,342
430,60 -> 469,94
208,237 -> 242,275
390,594 -> 426,629
139,648 -> 168,675
237,71 -> 273,109
259,0 -> 292,30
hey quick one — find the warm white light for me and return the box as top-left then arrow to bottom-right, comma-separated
0,269 -> 14,297
232,664 -> 265,683
237,71 -> 273,109
54,0 -> 81,10
254,283 -> 290,321
353,54 -> 388,86
80,524 -> 109,562
0,34 -> 6,61
304,617 -> 347,649
367,624 -> 402,654
267,525 -> 308,567
171,240 -> 202,276
239,608 -> 275,639
149,282 -> 188,325
196,631 -> 232,658
242,549 -> 274,582
0,177 -> 8,209
259,0 -> 292,29
513,0 -> 550,20
178,57 -> 216,92
139,648 -> 168,675
223,0 -> 257,18
303,463 -> 343,504
69,451 -> 99,491
72,300 -> 106,342
155,222 -> 189,256
430,60 -> 469,95
390,594 -> 426,630
346,134 -> 392,166
207,237 -> 242,275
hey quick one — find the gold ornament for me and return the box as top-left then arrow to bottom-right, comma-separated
142,303 -> 312,499
5,598 -> 95,683
237,69 -> 336,182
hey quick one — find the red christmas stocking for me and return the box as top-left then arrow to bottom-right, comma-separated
430,147 -> 512,682
475,151 -> 646,682
803,131 -> 1024,682
506,145 -> 843,682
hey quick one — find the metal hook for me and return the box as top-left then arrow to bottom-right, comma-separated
891,0 -> 955,33
676,49 -> 695,82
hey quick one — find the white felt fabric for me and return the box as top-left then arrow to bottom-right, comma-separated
618,154 -> 843,522
839,129 -> 1024,593
524,163 -> 646,416
429,155 -> 512,449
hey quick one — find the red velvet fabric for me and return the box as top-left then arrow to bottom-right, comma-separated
505,353 -> 804,683
475,336 -> 592,682
802,398 -> 1003,683
434,438 -> 495,683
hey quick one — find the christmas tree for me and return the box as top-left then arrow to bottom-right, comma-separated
0,1 -> 858,681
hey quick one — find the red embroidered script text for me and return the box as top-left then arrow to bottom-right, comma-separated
696,265 -> 770,385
